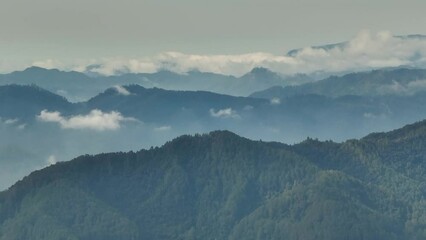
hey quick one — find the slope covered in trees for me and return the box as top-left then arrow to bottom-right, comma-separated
1,121 -> 426,239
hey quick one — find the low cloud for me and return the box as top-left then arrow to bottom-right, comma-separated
113,85 -> 131,96
210,108 -> 240,119
270,97 -> 281,105
23,30 -> 426,77
363,112 -> 387,119
37,109 -> 135,131
47,155 -> 57,165
379,79 -> 426,95
0,118 -> 25,129
154,125 -> 172,131
4,119 -> 18,124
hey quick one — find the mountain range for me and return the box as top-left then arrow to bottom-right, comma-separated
0,67 -> 312,101
3,66 -> 426,190
1,120 -> 426,239
2,31 -> 426,239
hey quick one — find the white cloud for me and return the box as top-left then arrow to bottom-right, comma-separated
210,108 -> 240,119
113,85 -> 131,96
363,112 -> 388,119
47,155 -> 57,165
21,30 -> 426,77
4,119 -> 18,124
37,109 -> 135,131
0,118 -> 25,129
56,89 -> 68,95
270,97 -> 281,105
154,125 -> 172,131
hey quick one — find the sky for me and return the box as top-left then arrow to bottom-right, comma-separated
0,0 -> 426,74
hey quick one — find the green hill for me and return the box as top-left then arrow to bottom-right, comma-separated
2,121 -> 426,239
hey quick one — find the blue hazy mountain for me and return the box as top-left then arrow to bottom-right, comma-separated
0,67 -> 304,101
1,120 -> 426,239
0,84 -> 74,120
250,68 -> 426,99
0,67 -> 99,102
286,34 -> 426,56
83,84 -> 426,144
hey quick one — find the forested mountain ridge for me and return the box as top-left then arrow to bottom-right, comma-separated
1,121 -> 426,239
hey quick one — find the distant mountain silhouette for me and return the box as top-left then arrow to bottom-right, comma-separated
251,68 -> 426,99
286,34 -> 426,56
0,84 -> 73,120
0,67 -> 299,100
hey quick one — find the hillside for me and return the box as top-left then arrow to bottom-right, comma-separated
1,121 -> 426,239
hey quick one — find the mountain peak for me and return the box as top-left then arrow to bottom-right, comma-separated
249,67 -> 273,75
164,130 -> 248,148
242,67 -> 279,80
21,66 -> 54,73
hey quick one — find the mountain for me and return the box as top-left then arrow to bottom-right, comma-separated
0,85 -> 76,190
2,120 -> 426,239
0,84 -> 74,121
0,67 -> 100,102
85,84 -> 267,125
286,34 -> 426,56
84,84 -> 426,141
0,67 -> 298,101
250,68 -> 426,99
3,83 -> 426,190
287,42 -> 346,56
232,67 -> 283,95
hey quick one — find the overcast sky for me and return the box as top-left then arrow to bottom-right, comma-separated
0,0 -> 425,72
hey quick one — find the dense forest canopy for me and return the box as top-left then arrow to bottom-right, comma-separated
1,120 -> 426,239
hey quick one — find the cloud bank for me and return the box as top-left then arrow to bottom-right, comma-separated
210,108 -> 240,119
37,109 -> 135,131
26,31 -> 426,76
